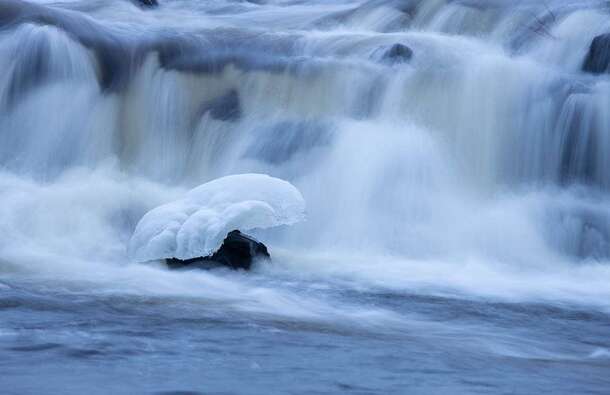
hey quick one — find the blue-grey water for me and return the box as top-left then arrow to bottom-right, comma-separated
3,273 -> 610,395
3,275 -> 610,395
2,0 -> 610,393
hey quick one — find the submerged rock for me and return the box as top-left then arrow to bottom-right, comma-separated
245,119 -> 333,164
200,90 -> 241,121
582,33 -> 610,74
382,43 -> 413,65
134,0 -> 158,8
166,230 -> 270,271
0,0 -> 144,91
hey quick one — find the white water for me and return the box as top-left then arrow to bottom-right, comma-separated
1,0 -> 610,320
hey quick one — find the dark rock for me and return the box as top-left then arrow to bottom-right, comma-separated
370,0 -> 422,16
0,0 -> 143,92
158,49 -> 306,76
200,90 -> 241,121
0,1 -> 307,89
382,43 -> 413,65
582,33 -> 610,74
166,230 -> 270,271
155,29 -> 307,76
134,0 -> 158,8
313,0 -> 415,32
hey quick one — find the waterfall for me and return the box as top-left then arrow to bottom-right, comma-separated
1,0 -> 610,280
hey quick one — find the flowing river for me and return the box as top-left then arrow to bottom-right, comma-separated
1,0 -> 610,393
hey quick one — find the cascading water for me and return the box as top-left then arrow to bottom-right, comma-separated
1,1 -> 610,394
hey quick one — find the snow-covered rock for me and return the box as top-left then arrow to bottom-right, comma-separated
128,174 -> 305,262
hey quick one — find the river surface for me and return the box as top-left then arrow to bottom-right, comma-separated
1,0 -> 610,394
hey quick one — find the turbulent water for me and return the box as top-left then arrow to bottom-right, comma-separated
2,0 -> 610,393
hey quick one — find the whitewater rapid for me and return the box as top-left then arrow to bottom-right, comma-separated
3,1 -> 610,394
0,0 -> 610,330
